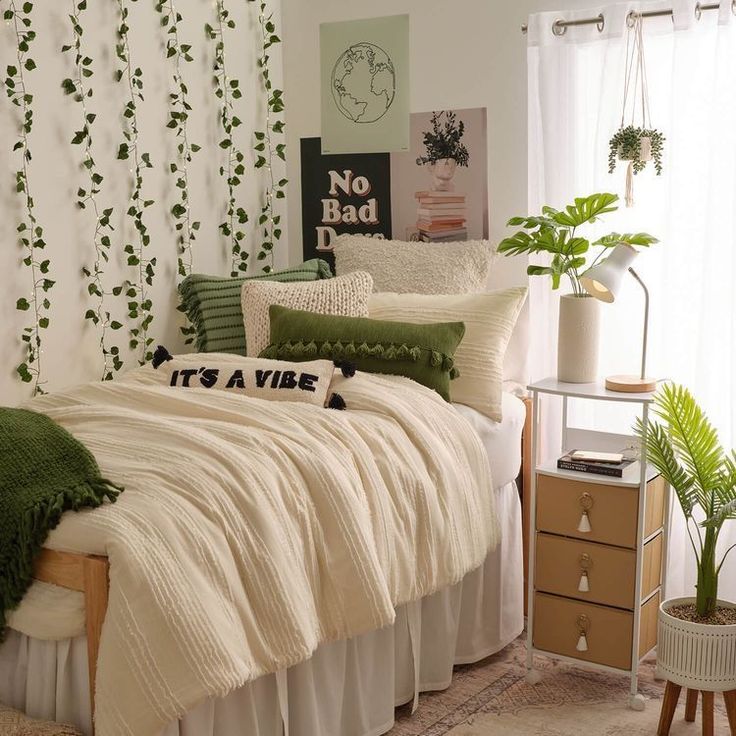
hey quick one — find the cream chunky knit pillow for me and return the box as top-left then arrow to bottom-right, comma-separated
242,271 -> 373,358
333,234 -> 494,294
368,287 -> 528,421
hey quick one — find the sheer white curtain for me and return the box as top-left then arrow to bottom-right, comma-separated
526,0 -> 736,601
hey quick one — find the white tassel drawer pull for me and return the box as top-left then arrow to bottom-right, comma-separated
577,492 -> 594,533
578,553 -> 592,592
576,614 -> 590,652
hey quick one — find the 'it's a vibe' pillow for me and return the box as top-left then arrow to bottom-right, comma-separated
151,346 -> 349,409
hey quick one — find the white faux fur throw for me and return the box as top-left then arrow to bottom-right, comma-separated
26,355 -> 497,736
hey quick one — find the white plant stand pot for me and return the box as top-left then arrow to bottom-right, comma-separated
430,157 -> 457,191
656,596 -> 736,692
557,294 -> 600,383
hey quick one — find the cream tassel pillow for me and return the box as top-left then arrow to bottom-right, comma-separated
241,271 -> 373,358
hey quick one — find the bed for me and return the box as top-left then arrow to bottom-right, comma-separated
0,361 -> 530,736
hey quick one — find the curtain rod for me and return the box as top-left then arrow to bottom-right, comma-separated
520,2 -> 733,35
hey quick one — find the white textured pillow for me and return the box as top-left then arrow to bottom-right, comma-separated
368,287 -> 528,421
333,234 -> 494,294
242,271 -> 373,358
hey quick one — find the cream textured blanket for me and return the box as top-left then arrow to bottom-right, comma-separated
27,356 -> 497,736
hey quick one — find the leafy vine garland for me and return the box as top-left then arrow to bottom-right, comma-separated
155,0 -> 200,281
62,0 -> 122,380
253,1 -> 286,274
206,1 -> 249,277
3,0 -> 53,394
115,0 -> 156,364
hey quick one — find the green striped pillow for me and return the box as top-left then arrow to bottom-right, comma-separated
179,259 -> 333,354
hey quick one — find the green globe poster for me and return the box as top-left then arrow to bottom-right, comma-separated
320,14 -> 409,154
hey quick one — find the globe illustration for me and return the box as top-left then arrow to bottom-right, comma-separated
331,42 -> 396,124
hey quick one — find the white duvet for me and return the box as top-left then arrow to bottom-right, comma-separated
22,357 -> 497,736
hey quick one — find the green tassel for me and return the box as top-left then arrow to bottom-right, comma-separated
372,343 -> 384,356
357,342 -> 370,357
385,344 -> 397,360
333,340 -> 344,358
409,346 -> 421,361
344,342 -> 357,357
430,350 -> 442,367
396,344 -> 410,360
450,367 -> 460,380
261,344 -> 278,359
442,355 -> 455,372
304,340 -> 318,357
321,341 -> 333,357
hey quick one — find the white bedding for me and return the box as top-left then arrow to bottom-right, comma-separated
11,359 -> 499,736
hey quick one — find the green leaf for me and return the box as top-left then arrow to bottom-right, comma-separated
593,232 -> 660,248
552,193 -> 619,228
16,297 -> 30,311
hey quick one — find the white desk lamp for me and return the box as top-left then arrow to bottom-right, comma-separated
580,242 -> 657,393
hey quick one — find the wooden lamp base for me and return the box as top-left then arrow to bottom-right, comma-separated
605,374 -> 657,393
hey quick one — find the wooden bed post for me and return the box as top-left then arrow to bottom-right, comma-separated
521,396 -> 533,615
33,549 -> 109,734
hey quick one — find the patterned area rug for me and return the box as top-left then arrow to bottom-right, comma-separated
389,636 -> 729,735
0,705 -> 81,735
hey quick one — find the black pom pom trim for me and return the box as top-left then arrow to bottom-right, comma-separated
333,360 -> 357,378
328,393 -> 346,411
152,345 -> 173,369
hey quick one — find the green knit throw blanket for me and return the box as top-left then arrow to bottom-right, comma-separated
0,408 -> 123,637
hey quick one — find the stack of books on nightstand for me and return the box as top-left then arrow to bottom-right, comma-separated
415,190 -> 467,241
557,449 -> 636,478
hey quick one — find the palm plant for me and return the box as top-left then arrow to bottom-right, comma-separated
635,384 -> 736,617
498,193 -> 658,296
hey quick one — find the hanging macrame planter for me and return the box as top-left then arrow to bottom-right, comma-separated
608,13 -> 665,206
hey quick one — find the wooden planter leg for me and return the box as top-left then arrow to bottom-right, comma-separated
723,690 -> 736,735
657,681 -> 682,736
685,689 -> 699,722
701,690 -> 714,736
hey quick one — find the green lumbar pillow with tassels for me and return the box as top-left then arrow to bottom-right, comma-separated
262,305 -> 465,401
0,408 -> 123,638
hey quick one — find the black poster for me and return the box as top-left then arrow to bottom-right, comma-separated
300,137 -> 392,268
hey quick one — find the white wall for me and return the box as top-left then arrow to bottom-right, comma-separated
0,0 -> 285,405
280,0 -> 614,282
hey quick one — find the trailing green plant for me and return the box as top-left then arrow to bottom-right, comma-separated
635,384 -> 736,618
608,125 -> 665,175
155,0 -> 200,281
206,2 -> 249,277
155,0 -> 201,344
416,111 -> 469,167
3,0 -> 53,394
115,0 -> 156,364
61,0 -> 123,380
253,0 -> 286,274
498,192 -> 658,296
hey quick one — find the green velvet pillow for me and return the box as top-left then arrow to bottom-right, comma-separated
179,259 -> 333,354
261,305 -> 465,401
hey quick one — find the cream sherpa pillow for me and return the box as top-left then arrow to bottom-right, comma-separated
241,271 -> 373,358
333,234 -> 494,294
368,287 -> 528,421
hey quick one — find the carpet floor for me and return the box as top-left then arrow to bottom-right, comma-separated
388,636 -> 729,735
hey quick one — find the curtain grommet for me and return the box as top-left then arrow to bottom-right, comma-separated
595,13 -> 605,32
626,10 -> 638,28
732,0 -> 736,17
552,18 -> 567,36
695,2 -> 702,21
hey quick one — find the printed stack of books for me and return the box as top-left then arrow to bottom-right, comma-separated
557,449 -> 636,478
415,190 -> 468,242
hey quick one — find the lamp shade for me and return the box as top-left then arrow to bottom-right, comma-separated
580,242 -> 638,303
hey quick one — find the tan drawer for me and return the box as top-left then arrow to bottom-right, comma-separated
533,593 -> 633,670
535,474 -> 665,548
535,533 -> 663,609
639,591 -> 660,658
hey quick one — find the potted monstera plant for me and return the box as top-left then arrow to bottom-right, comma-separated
498,192 -> 658,383
635,384 -> 736,696
415,110 -> 470,192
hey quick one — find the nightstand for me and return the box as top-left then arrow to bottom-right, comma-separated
525,377 -> 669,710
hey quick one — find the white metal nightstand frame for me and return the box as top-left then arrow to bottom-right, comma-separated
524,377 -> 670,710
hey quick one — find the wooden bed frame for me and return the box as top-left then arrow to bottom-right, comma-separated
31,397 -> 533,733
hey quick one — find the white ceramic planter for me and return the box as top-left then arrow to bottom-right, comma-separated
557,294 -> 600,383
430,157 -> 457,191
657,597 -> 736,692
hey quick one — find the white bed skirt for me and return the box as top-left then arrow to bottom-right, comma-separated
0,480 -> 522,736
